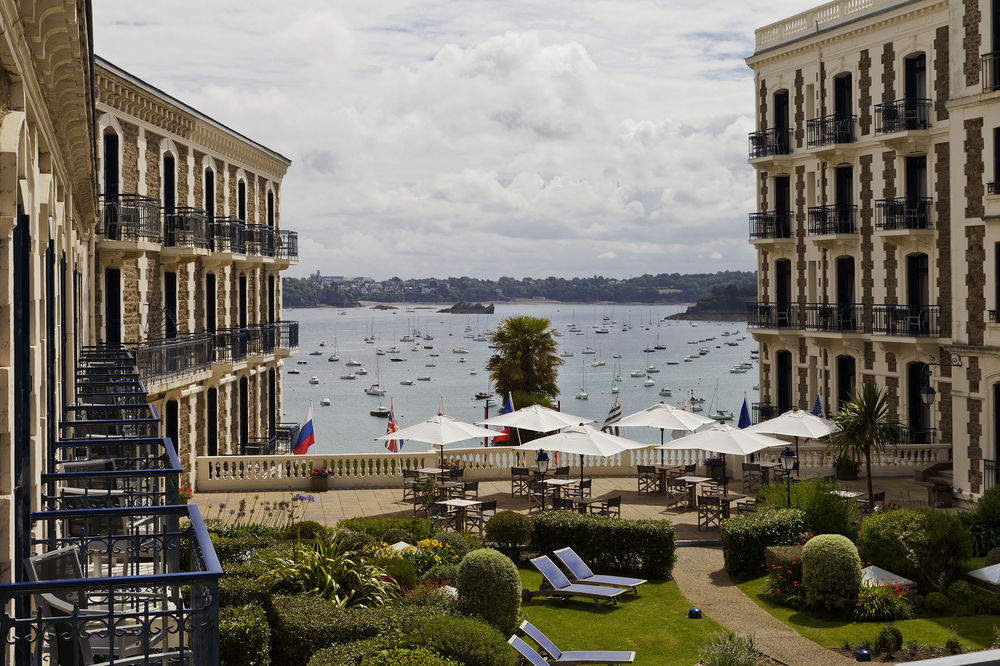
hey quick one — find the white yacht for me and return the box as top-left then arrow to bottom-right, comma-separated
309,376 -> 320,385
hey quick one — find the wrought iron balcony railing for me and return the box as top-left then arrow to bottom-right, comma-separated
210,217 -> 246,254
983,51 -> 1000,92
246,224 -> 276,257
164,207 -> 211,249
59,403 -> 160,440
807,204 -> 857,235
989,182 -> 1000,196
891,425 -> 937,446
806,113 -> 856,146
990,310 -> 1000,323
247,323 -> 278,356
872,304 -> 941,337
875,197 -> 933,231
98,194 -> 162,243
749,210 -> 793,240
803,303 -> 863,333
213,328 -> 250,364
874,98 -> 931,134
748,128 -> 792,159
747,302 -> 800,329
124,334 -> 213,383
279,320 -> 300,349
752,402 -> 780,425
277,230 -> 299,260
274,423 -> 300,454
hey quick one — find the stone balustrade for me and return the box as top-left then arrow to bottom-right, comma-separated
195,441 -> 951,492
755,0 -> 883,52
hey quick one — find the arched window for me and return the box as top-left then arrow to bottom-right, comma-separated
267,190 -> 275,227
163,153 -> 176,213
204,168 -> 215,221
238,180 -> 246,220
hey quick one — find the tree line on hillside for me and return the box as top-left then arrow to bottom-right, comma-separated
281,271 -> 757,308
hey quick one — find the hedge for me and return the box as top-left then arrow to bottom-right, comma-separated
720,508 -> 806,578
219,574 -> 274,609
220,605 -> 270,666
531,512 -> 676,578
399,615 -> 517,666
306,636 -> 395,665
337,517 -> 440,542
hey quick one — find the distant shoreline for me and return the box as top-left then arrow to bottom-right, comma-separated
299,300 -> 700,308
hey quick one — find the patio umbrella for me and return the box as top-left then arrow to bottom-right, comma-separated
615,402 -> 714,464
747,407 -> 835,476
657,422 -> 787,493
376,413 -> 502,467
514,424 -> 652,482
477,404 -> 595,433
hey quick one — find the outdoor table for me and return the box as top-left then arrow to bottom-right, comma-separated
438,498 -> 482,532
714,493 -> 746,519
654,464 -> 682,493
437,481 -> 465,499
831,489 -> 864,499
757,461 -> 781,483
570,497 -> 602,514
416,467 -> 448,478
675,475 -> 712,509
543,478 -> 578,500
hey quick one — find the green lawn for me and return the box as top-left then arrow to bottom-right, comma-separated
518,570 -> 723,665
736,576 -> 999,650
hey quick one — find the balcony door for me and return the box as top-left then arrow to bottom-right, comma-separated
905,54 -> 927,101
268,369 -> 277,437
164,271 -> 177,339
206,273 -> 216,333
834,74 -> 852,117
905,155 -> 927,200
836,256 -> 856,329
104,267 -> 121,345
204,169 -> 215,222
907,362 -> 931,443
103,131 -> 119,199
836,355 -> 856,410
239,376 -> 249,452
163,154 -> 176,214
993,383 -> 1000,488
268,275 -> 275,323
774,176 -> 791,237
267,190 -> 275,227
776,259 -> 792,326
166,399 -> 179,453
207,388 -> 218,457
239,275 -> 248,328
776,350 -> 793,412
907,253 -> 929,334
835,166 -> 853,232
773,90 -> 790,152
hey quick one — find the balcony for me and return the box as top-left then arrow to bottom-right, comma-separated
60,403 -> 160,439
98,193 -> 162,243
983,52 -> 1000,92
752,402 -> 780,425
803,303 -> 863,333
246,224 -> 276,257
749,210 -> 793,240
277,230 -> 299,260
124,334 -> 213,383
874,98 -> 931,135
247,323 -> 278,356
210,217 -> 246,254
748,128 -> 792,159
808,204 -> 857,235
872,304 -> 941,337
279,320 -> 300,349
989,182 -> 1000,196
990,310 -> 1000,323
806,113 -> 856,147
875,197 -> 933,231
213,328 -> 250,364
892,425 -> 937,446
747,302 -> 800,329
164,207 -> 210,249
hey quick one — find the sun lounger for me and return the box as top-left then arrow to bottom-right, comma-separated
526,555 -> 627,606
553,547 -> 647,594
516,620 -> 636,664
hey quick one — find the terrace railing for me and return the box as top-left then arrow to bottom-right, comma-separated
872,304 -> 941,337
875,196 -> 933,231
748,128 -> 792,159
277,230 -> 298,260
807,204 -> 857,235
246,224 -> 276,257
247,324 -> 278,356
983,52 -> 1000,92
279,321 -> 299,350
747,302 -> 800,329
98,194 -> 162,243
749,210 -> 793,240
891,426 -> 937,446
210,218 -> 246,254
875,98 -> 931,134
163,207 -> 211,249
806,113 -> 856,146
986,459 -> 999,493
125,334 -> 213,384
803,303 -> 863,333
59,403 -> 160,440
751,403 -> 780,425
212,328 -> 249,364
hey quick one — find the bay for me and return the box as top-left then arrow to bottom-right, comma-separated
282,303 -> 759,455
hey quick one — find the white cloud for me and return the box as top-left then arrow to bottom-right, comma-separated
93,0 -> 809,279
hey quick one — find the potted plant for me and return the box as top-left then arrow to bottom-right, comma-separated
178,488 -> 193,505
834,456 -> 860,481
930,480 -> 954,508
704,456 -> 726,481
310,466 -> 332,492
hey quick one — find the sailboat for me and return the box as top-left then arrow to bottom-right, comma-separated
365,356 -> 386,395
575,361 -> 589,399
654,332 -> 666,351
708,380 -> 734,420
327,337 -> 340,362
610,360 -> 621,394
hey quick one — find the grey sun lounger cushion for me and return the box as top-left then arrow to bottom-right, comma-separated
530,555 -> 627,605
518,620 -> 636,664
509,636 -> 551,666
553,547 -> 647,594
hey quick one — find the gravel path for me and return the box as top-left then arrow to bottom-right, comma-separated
673,547 -> 854,665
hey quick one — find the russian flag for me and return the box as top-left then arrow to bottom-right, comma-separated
292,403 -> 315,455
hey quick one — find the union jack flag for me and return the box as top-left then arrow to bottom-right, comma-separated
385,398 -> 403,452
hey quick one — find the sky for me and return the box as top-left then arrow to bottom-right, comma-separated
94,0 -> 810,280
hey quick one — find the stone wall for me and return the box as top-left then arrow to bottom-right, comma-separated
881,42 -> 895,104
794,69 -> 804,149
934,26 -> 950,121
859,49 -> 872,135
967,225 -> 986,345
122,257 -> 141,340
935,142 -> 952,338
193,150 -> 205,208
964,0 -> 982,88
965,118 -> 984,218
176,148 -> 189,207
145,131 -> 162,196
121,121 -> 140,193
884,242 -> 897,304
882,150 -> 896,198
859,154 -> 874,330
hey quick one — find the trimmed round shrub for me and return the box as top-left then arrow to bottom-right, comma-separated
801,534 -> 862,614
720,508 -> 806,578
220,604 -> 270,666
360,647 -> 461,666
382,528 -> 412,545
283,520 -> 330,541
923,591 -> 956,615
871,625 -> 903,656
485,511 -> 532,561
307,636 -> 395,666
400,615 -> 517,666
435,531 -> 471,559
947,580 -> 974,602
857,509 -> 972,591
986,546 -> 1000,567
456,548 -> 521,635
377,556 -> 417,590
420,564 -> 459,586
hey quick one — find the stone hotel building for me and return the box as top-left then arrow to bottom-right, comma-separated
747,0 -> 1000,498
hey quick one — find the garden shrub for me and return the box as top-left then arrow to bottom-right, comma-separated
223,560 -> 271,579
338,517 -> 439,541
306,636 -> 395,666
336,529 -> 376,553
399,615 -> 517,666
456,548 -> 521,635
987,546 -> 1000,567
946,580 -> 974,603
763,546 -> 804,609
382,528 -> 412,545
531,511 -> 677,578
854,583 -> 913,621
923,591 -> 956,615
759,477 -> 857,538
419,563 -> 459,586
220,604 -> 270,666
283,520 -> 330,541
871,625 -> 903,657
211,533 -> 274,564
435,531 -> 472,559
720,508 -> 806,578
696,630 -> 764,666
801,534 -> 862,614
484,510 -> 533,562
401,580 -> 458,611
359,648 -> 461,666
376,556 -> 417,590
857,509 -> 972,591
219,574 -> 275,609
268,596 -> 439,666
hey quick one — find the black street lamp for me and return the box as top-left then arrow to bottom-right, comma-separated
779,445 -> 796,507
535,449 -> 550,512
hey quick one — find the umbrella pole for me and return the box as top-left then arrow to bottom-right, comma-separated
795,436 -> 800,477
660,428 -> 664,465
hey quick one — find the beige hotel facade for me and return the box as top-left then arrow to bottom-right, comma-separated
747,0 -> 1000,498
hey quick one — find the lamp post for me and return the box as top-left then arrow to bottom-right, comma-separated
535,449 -> 550,512
779,445 -> 796,508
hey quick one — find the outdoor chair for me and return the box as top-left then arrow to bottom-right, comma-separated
553,547 -> 646,594
858,491 -> 885,514
525,555 -> 627,606
514,621 -> 636,664
565,479 -> 592,499
589,496 -> 621,518
402,469 -> 420,501
673,463 -> 696,477
697,495 -> 723,530
637,465 -> 658,494
553,497 -> 575,511
428,502 -> 457,532
553,466 -> 571,480
458,480 -> 479,499
701,480 -> 725,496
528,480 -> 554,514
665,477 -> 687,510
736,497 -> 759,514
465,499 -> 496,537
511,467 -> 530,497
741,463 -> 762,493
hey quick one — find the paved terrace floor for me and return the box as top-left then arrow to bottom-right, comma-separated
192,475 -> 934,665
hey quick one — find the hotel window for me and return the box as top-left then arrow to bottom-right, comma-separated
204,168 -> 215,222
238,180 -> 247,220
267,190 -> 275,227
102,130 -> 119,198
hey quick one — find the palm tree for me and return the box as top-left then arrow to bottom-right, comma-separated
487,315 -> 563,408
827,382 -> 901,502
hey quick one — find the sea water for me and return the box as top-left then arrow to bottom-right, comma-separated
282,303 -> 759,455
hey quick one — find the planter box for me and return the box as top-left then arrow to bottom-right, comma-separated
310,476 -> 330,492
932,490 -> 953,508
